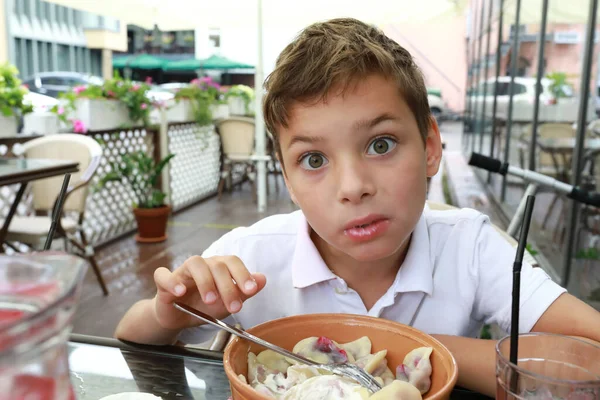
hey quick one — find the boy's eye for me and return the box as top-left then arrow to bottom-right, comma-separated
299,153 -> 328,170
367,137 -> 396,155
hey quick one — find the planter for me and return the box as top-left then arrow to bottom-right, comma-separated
133,205 -> 171,243
166,99 -> 195,122
210,103 -> 230,120
0,115 -> 18,138
22,112 -> 60,135
74,98 -> 139,131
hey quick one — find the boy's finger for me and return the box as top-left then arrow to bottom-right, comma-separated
251,273 -> 267,296
219,256 -> 257,296
154,267 -> 184,300
209,261 -> 243,314
186,258 -> 220,304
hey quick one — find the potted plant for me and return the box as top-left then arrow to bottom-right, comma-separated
0,63 -> 33,137
225,84 -> 254,116
97,150 -> 175,243
51,72 -> 154,132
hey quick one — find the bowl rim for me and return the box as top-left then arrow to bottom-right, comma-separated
223,313 -> 459,399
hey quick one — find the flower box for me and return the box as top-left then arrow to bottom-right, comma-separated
210,103 -> 230,120
228,97 -> 247,116
74,98 -> 139,131
0,116 -> 18,138
22,112 -> 60,135
166,99 -> 195,122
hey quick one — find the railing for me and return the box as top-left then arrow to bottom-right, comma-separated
0,121 -> 222,247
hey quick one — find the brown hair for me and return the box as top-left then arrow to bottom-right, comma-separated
263,18 -> 431,162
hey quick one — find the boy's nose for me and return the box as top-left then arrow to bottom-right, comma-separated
336,159 -> 376,204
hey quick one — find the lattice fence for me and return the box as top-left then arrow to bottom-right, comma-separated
83,128 -> 158,245
167,123 -> 221,211
0,138 -> 37,220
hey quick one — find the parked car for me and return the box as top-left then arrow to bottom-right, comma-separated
22,72 -> 104,98
427,89 -> 445,122
466,76 -> 594,125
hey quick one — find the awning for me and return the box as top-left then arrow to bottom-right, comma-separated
113,54 -> 168,70
163,55 -> 254,72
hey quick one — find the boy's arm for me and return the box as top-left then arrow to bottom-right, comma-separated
114,298 -> 183,345
433,293 -> 600,398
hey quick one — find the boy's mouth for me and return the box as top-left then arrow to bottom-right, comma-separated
343,215 -> 390,242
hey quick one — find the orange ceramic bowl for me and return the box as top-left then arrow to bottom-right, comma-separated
223,314 -> 458,400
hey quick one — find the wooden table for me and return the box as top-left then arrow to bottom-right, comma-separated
0,157 -> 79,248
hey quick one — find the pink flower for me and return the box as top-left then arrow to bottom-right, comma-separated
145,76 -> 153,84
131,83 -> 141,91
140,103 -> 148,110
72,119 -> 87,134
190,78 -> 201,86
73,85 -> 86,94
153,100 -> 165,109
57,107 -> 65,115
107,90 -> 116,98
199,77 -> 212,83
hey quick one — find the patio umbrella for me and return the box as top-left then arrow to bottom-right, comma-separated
163,55 -> 254,72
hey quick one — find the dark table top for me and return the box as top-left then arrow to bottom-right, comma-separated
0,158 -> 79,186
68,334 -> 493,400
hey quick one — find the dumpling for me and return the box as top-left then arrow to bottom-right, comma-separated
338,336 -> 372,360
286,364 -> 332,385
354,350 -> 388,375
257,349 -> 293,374
396,347 -> 433,395
368,380 -> 423,400
290,336 -> 353,365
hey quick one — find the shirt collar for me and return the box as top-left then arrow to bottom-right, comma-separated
291,210 -> 434,295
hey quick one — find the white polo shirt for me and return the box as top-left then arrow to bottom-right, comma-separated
177,206 -> 566,345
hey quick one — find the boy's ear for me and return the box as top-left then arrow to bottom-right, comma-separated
425,116 -> 443,178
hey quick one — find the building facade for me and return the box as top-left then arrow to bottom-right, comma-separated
0,0 -> 127,79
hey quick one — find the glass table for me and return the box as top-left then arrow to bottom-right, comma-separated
69,334 -> 493,400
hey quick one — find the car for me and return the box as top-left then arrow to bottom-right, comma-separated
22,72 -> 104,98
427,92 -> 445,121
466,76 -> 594,126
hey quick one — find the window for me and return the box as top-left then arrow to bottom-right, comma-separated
209,28 -> 221,50
23,0 -> 31,18
42,77 -> 68,86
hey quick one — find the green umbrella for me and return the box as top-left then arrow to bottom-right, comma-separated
113,54 -> 167,70
163,54 -> 254,72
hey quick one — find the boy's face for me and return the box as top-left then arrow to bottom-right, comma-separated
279,74 -> 442,263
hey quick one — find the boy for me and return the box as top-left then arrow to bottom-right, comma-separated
116,18 -> 600,397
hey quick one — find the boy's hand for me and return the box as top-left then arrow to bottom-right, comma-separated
152,255 -> 266,331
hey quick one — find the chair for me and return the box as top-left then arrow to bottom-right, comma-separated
7,134 -> 108,295
216,117 -> 260,201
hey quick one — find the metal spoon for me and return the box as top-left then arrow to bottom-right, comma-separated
173,302 -> 383,393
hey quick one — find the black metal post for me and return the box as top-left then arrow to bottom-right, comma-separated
472,0 -> 486,153
479,0 -> 494,154
501,0 -> 522,202
464,0 -> 479,154
528,0 -> 550,171
561,0 -> 599,287
488,0 -> 504,183
471,0 -> 485,151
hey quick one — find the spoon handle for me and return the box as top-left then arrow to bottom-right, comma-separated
173,302 -> 318,366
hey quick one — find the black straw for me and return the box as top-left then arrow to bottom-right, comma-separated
510,195 -> 536,391
43,173 -> 71,251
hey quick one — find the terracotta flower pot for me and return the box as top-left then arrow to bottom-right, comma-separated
224,313 -> 458,400
132,205 -> 171,243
